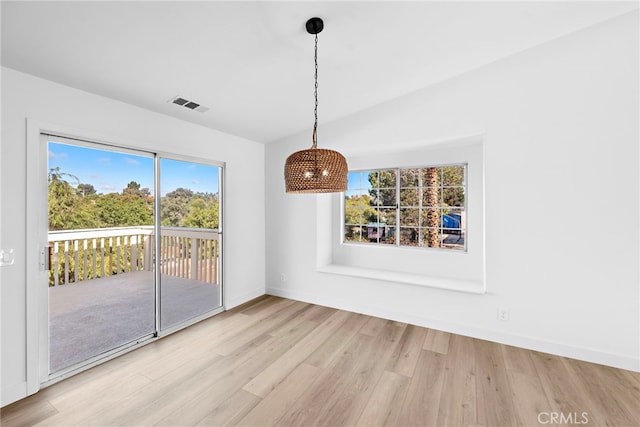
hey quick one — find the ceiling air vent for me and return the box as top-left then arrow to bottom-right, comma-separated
168,96 -> 209,113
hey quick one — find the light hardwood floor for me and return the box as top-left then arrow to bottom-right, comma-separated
1,296 -> 639,426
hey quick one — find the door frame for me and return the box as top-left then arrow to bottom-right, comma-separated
26,119 -> 225,393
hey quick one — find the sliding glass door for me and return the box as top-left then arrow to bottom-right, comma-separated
159,158 -> 222,330
45,135 -> 223,375
46,137 -> 156,372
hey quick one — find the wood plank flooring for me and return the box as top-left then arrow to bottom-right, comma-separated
1,296 -> 639,426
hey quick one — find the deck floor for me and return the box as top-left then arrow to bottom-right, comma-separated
49,271 -> 221,372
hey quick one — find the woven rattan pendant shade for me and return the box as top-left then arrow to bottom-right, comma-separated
285,147 -> 348,193
284,17 -> 348,194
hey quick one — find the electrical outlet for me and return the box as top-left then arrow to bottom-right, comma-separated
497,307 -> 510,321
280,273 -> 286,283
0,249 -> 15,267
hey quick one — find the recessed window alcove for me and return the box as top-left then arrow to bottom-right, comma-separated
315,135 -> 486,294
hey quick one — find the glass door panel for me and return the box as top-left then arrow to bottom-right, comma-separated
159,157 -> 222,330
46,137 -> 155,373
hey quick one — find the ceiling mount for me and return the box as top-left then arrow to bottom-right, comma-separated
306,17 -> 324,35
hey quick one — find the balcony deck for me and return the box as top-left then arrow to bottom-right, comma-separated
49,270 -> 221,373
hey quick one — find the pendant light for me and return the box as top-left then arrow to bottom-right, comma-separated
284,17 -> 348,193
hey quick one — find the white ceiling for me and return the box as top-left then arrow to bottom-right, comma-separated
2,1 -> 637,143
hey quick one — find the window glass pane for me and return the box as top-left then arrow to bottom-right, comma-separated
442,208 -> 464,229
421,186 -> 442,207
420,207 -> 442,228
344,225 -> 364,242
376,188 -> 396,206
399,188 -> 419,207
381,226 -> 396,245
443,187 -> 464,207
400,208 -> 419,226
375,169 -> 397,188
369,190 -> 382,207
442,228 -> 465,250
372,208 -> 382,224
400,227 -> 419,246
400,168 -> 420,187
379,208 -> 396,226
420,228 -> 442,248
347,170 -> 370,190
366,225 -> 384,243
361,224 -> 373,241
361,171 -> 373,189
442,165 -> 465,186
365,206 -> 378,224
366,171 -> 378,187
345,206 -> 364,225
421,167 -> 441,187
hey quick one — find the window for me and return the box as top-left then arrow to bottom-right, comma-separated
344,165 -> 466,250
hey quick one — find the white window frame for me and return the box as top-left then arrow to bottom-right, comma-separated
343,164 -> 467,251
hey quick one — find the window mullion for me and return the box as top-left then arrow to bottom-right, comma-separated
418,168 -> 423,247
396,168 -> 400,247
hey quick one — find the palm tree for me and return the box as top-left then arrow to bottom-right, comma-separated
425,168 -> 440,247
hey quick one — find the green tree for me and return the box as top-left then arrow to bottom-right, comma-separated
344,194 -> 376,225
424,167 -> 440,247
161,188 -> 194,226
97,193 -> 153,227
77,183 -> 96,197
441,165 -> 465,208
344,194 -> 377,241
123,181 -> 151,199
48,167 -> 100,230
183,197 -> 219,229
368,169 -> 397,207
48,167 -> 79,230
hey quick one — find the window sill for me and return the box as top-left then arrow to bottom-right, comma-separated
317,264 -> 485,294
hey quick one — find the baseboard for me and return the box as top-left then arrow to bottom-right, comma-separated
225,287 -> 265,310
1,381 -> 28,408
267,286 -> 640,373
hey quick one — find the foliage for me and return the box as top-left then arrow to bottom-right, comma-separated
367,166 -> 464,208
160,188 -> 193,226
48,169 -> 219,231
344,194 -> 376,225
48,167 -> 100,230
183,195 -> 219,229
77,183 -> 96,197
96,193 -> 153,227
47,168 -> 220,286
123,181 -> 151,199
344,166 -> 465,246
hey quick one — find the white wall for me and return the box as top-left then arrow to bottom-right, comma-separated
1,68 -> 266,405
266,12 -> 639,371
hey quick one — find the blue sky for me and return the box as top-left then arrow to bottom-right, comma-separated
48,141 -> 219,196
347,171 -> 372,190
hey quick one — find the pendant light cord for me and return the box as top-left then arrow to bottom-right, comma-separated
312,33 -> 318,149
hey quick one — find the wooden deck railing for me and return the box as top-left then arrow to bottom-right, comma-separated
48,226 -> 220,287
